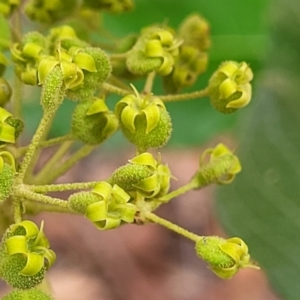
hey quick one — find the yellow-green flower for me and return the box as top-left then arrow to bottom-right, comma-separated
85,181 -> 137,230
115,87 -> 172,151
126,27 -> 180,76
178,14 -> 211,51
71,98 -> 118,145
0,0 -> 20,17
4,220 -> 56,276
195,236 -> 259,279
208,61 -> 253,113
192,143 -> 241,188
82,0 -> 134,14
109,152 -> 172,199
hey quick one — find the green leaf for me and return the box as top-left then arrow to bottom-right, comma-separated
215,0 -> 300,299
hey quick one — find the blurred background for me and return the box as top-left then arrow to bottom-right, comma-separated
2,0 -> 300,299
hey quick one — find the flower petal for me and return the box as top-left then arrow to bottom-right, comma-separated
5,236 -> 28,255
19,253 -> 44,276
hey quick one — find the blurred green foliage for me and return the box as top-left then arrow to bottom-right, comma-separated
20,0 -> 270,147
216,0 -> 300,298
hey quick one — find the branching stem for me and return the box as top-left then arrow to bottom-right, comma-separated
144,212 -> 200,242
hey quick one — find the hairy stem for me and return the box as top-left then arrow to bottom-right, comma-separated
159,87 -> 209,102
159,181 -> 198,203
32,141 -> 74,184
102,82 -> 129,96
142,71 -> 156,94
39,134 -> 74,149
40,145 -> 96,184
16,67 -> 65,183
15,187 -> 68,208
144,212 -> 200,242
31,181 -> 99,193
16,111 -> 57,183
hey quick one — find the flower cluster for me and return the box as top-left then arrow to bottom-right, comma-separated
164,14 -> 210,93
11,25 -> 111,100
82,0 -> 134,14
25,0 -> 77,24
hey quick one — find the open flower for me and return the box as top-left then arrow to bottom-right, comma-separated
195,236 -> 259,279
115,87 -> 172,151
4,220 -> 56,276
85,181 -> 137,230
126,26 -> 180,76
109,152 -> 172,199
192,143 -> 241,188
208,61 -> 253,113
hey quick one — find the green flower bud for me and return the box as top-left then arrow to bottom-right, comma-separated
78,47 -> 111,88
71,98 -> 118,145
208,61 -> 253,114
109,152 -> 172,198
195,236 -> 259,279
164,45 -> 208,93
40,65 -> 65,112
0,0 -> 20,17
0,220 -> 55,288
115,88 -> 172,151
25,0 -> 77,24
192,143 -> 241,187
178,14 -> 210,51
82,0 -> 133,13
84,181 -> 137,230
126,27 -> 180,76
11,32 -> 47,86
48,25 -> 78,47
111,34 -> 138,79
65,47 -> 111,101
0,151 -> 16,203
68,191 -> 99,214
2,288 -> 54,300
0,77 -> 12,106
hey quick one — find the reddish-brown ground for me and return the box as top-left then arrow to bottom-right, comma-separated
0,147 -> 281,300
